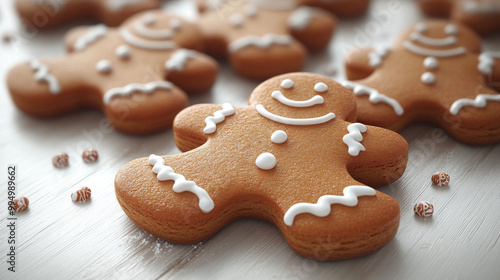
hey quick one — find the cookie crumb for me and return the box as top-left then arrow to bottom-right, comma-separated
82,148 -> 99,163
414,201 -> 434,217
431,171 -> 450,187
53,153 -> 69,168
71,187 -> 91,202
13,196 -> 29,212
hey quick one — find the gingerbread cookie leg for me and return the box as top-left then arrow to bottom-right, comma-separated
116,73 -> 408,260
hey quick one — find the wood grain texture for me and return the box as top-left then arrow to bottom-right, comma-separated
1,0 -> 499,279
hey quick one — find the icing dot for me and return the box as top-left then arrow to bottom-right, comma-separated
314,82 -> 328,93
280,79 -> 294,89
245,4 -> 258,17
421,72 -> 435,84
115,45 -> 131,59
96,60 -> 112,74
143,13 -> 156,26
415,22 -> 427,33
230,14 -> 244,27
423,56 -> 438,69
271,130 -> 287,144
256,152 -> 276,170
169,18 -> 182,30
445,24 -> 458,35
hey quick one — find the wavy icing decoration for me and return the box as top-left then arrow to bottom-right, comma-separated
29,60 -> 61,94
203,103 -> 236,134
271,90 -> 324,108
149,154 -> 214,213
73,24 -> 107,52
119,28 -> 177,50
229,34 -> 292,52
342,123 -> 367,156
341,81 -> 404,116
165,49 -> 198,71
450,94 -> 500,115
283,185 -> 376,226
256,104 -> 335,125
288,7 -> 316,31
369,46 -> 390,68
478,52 -> 499,76
103,81 -> 173,104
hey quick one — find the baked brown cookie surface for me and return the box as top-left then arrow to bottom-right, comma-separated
344,20 -> 500,145
7,11 -> 219,134
115,73 -> 408,260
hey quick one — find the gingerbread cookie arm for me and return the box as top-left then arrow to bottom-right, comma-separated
478,52 -> 500,90
174,103 -> 237,152
288,7 -> 337,51
344,47 -> 379,81
165,50 -> 219,93
342,122 -> 409,187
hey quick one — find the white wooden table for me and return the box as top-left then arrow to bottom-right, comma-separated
1,0 -> 499,279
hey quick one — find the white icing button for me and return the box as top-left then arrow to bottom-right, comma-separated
230,14 -> 244,27
169,18 -> 182,30
280,79 -> 294,89
256,152 -> 276,170
445,24 -> 458,35
423,56 -> 438,69
271,130 -> 287,144
116,45 -> 131,59
96,59 -> 112,74
314,82 -> 328,93
421,72 -> 435,84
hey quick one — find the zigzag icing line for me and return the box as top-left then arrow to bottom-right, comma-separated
342,123 -> 367,156
103,81 -> 173,104
149,154 -> 214,213
450,94 -> 500,115
341,81 -> 404,116
74,24 -> 107,52
229,34 -> 292,53
283,185 -> 376,226
203,103 -> 236,134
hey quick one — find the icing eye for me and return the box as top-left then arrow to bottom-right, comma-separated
169,18 -> 182,30
280,79 -> 294,89
314,82 -> 328,93
415,23 -> 427,33
445,24 -> 458,35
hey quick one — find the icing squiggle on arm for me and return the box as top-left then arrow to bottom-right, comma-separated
288,7 -> 316,31
256,104 -> 335,125
341,81 -> 404,116
149,154 -> 214,213
229,34 -> 292,52
103,81 -> 173,104
342,123 -> 367,156
283,185 -> 376,226
478,52 -> 499,76
165,49 -> 198,71
29,60 -> 61,94
74,24 -> 107,52
272,91 -> 324,107
369,46 -> 390,68
450,94 -> 500,115
203,103 -> 236,134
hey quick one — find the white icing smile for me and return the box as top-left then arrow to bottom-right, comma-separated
403,41 -> 466,58
272,90 -> 324,108
410,32 -> 457,47
256,104 -> 335,125
120,28 -> 177,50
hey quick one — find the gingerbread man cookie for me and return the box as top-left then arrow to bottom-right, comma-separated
16,0 -> 161,30
115,73 -> 409,260
343,20 -> 500,145
197,0 -> 336,79
417,0 -> 500,35
7,11 -> 218,134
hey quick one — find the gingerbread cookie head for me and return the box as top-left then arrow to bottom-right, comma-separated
343,20 -> 500,145
7,11 -> 219,135
16,0 -> 161,30
417,0 -> 500,35
115,73 -> 409,260
197,0 -> 336,79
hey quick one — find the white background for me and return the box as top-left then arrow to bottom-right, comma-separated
1,0 -> 499,279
